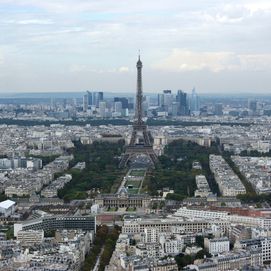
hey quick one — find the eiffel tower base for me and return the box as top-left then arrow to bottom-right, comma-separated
119,146 -> 158,168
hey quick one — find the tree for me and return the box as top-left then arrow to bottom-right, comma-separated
146,139 -> 220,199
195,249 -> 205,259
58,140 -> 125,200
175,254 -> 193,269
195,235 -> 204,248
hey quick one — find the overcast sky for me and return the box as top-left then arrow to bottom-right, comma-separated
0,0 -> 271,94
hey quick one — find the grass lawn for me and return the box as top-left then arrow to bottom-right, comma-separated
127,207 -> 136,211
127,188 -> 139,194
108,207 -> 117,211
126,180 -> 141,188
130,170 -> 145,177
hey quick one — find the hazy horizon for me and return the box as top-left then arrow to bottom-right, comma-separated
0,90 -> 270,98
1,0 -> 271,93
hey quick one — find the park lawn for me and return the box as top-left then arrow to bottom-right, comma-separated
130,170 -> 145,177
127,207 -> 136,211
126,180 -> 141,188
127,188 -> 139,194
108,207 -> 117,211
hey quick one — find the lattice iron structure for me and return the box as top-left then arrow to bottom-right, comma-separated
119,56 -> 158,168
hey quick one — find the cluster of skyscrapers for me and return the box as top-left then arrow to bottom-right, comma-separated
83,91 -> 104,111
83,90 -> 134,118
157,88 -> 200,116
81,88 -> 199,119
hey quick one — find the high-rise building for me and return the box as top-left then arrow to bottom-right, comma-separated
158,90 -> 175,113
114,97 -> 129,109
84,91 -> 103,108
93,92 -> 103,107
92,92 -> 98,107
142,100 -> 149,117
164,91 -> 175,113
83,90 -> 95,111
176,90 -> 188,115
172,102 -> 179,117
50,97 -> 56,110
99,101 -> 107,118
190,87 -> 200,114
83,94 -> 88,112
114,101 -> 123,115
63,98 -> 67,109
214,103 -> 223,116
72,98 -> 77,107
158,93 -> 164,108
248,99 -> 257,112
86,91 -> 92,106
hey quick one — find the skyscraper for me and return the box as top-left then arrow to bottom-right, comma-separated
92,91 -> 104,107
114,101 -> 123,116
190,87 -> 200,114
83,90 -> 104,110
248,99 -> 257,112
158,93 -> 164,108
114,97 -> 129,109
172,102 -> 179,117
97,92 -> 103,105
214,103 -> 223,116
163,90 -> 174,113
86,91 -> 92,107
83,94 -> 88,112
99,101 -> 107,118
176,90 -> 188,115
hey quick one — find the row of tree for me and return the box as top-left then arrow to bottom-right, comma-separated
0,118 -> 130,127
223,154 -> 256,195
147,119 -> 250,127
0,117 -> 251,128
82,225 -> 120,271
98,226 -> 120,271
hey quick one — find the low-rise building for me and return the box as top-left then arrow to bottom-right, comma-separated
0,199 -> 16,217
209,155 -> 246,196
204,237 -> 230,255
17,230 -> 44,246
187,249 -> 262,271
14,215 -> 96,237
122,217 -> 229,235
95,187 -> 151,209
194,175 -> 211,197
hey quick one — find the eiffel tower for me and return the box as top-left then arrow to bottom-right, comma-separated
119,55 -> 158,168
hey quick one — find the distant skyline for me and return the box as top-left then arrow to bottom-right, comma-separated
0,0 -> 271,93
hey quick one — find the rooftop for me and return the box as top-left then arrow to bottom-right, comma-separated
0,199 -> 16,209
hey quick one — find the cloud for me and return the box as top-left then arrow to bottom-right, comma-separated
1,0 -> 271,92
118,66 -> 129,73
153,49 -> 271,73
245,2 -> 271,13
69,65 -> 130,74
69,64 -> 88,73
2,0 -> 198,14
0,48 -> 4,65
203,5 -> 249,24
3,19 -> 54,25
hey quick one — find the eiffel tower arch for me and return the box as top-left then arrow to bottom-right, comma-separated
119,55 -> 158,168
